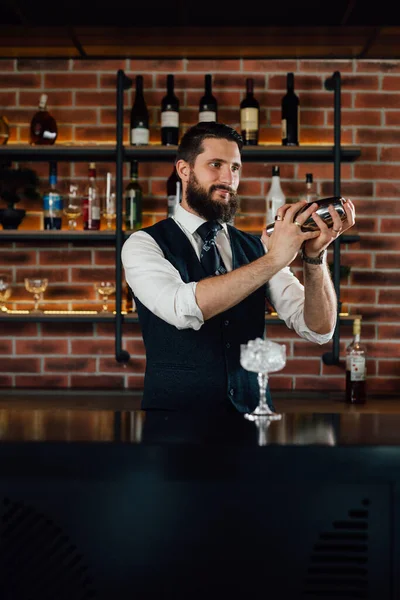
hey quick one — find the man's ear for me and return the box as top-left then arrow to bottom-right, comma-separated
176,159 -> 190,183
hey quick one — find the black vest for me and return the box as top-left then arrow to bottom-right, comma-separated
134,218 -> 274,413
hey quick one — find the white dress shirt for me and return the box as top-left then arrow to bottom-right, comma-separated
121,204 -> 334,344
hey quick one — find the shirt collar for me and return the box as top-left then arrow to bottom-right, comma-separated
174,204 -> 229,236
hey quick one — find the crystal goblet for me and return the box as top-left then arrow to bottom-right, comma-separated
240,337 -> 286,422
94,281 -> 116,313
24,277 -> 48,314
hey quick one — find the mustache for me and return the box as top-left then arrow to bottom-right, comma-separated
210,184 -> 236,196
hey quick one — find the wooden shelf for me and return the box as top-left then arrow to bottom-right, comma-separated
0,144 -> 361,163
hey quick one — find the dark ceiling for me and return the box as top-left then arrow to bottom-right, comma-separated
1,0 -> 399,28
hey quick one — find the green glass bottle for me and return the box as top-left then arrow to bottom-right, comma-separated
125,160 -> 143,231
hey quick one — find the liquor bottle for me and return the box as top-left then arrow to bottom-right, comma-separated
43,162 -> 63,230
167,167 -> 181,218
199,74 -> 218,123
266,196 -> 347,235
0,115 -> 9,145
265,166 -> 285,224
301,173 -> 319,204
345,318 -> 367,404
281,72 -> 299,146
161,75 -> 179,146
130,75 -> 149,146
30,94 -> 58,145
125,160 -> 143,231
83,163 -> 101,231
240,78 -> 259,145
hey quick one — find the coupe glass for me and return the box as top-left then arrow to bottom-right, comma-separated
63,183 -> 81,230
95,281 -> 116,313
24,277 -> 48,314
0,273 -> 11,312
240,337 -> 286,421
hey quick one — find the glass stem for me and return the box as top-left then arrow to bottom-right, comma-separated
257,372 -> 269,407
103,296 -> 108,312
34,293 -> 40,311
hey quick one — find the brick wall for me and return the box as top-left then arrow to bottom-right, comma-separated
0,57 -> 399,392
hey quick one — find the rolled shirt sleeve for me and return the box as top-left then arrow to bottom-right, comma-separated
121,231 -> 205,330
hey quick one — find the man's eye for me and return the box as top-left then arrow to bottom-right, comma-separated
210,162 -> 220,168
232,166 -> 240,172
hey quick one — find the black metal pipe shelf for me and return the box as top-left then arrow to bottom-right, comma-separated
0,231 -> 117,242
0,144 -> 361,163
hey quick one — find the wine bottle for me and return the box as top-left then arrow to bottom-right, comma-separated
83,163 -> 101,231
161,75 -> 179,146
345,318 -> 367,404
43,161 -> 62,230
240,78 -> 259,146
167,167 -> 181,218
301,173 -> 319,204
199,74 -> 217,123
30,94 -> 57,145
266,196 -> 347,235
281,72 -> 299,146
125,160 -> 143,231
265,166 -> 285,224
130,75 -> 149,146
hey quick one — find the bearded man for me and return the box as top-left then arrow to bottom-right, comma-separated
122,122 -> 355,413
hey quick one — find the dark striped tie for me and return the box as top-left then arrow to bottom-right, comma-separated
196,220 -> 227,277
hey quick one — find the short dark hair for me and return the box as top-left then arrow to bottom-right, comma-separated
175,122 -> 243,166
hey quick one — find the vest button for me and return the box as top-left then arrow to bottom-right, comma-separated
226,342 -> 231,349
229,388 -> 235,396
224,320 -> 230,326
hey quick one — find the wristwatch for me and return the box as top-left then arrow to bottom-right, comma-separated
300,247 -> 327,265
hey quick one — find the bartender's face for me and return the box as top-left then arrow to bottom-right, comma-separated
184,137 -> 241,222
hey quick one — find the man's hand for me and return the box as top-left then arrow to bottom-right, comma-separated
303,198 -> 356,258
261,200 -> 320,269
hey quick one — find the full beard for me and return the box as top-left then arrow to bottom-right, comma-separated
186,170 -> 239,223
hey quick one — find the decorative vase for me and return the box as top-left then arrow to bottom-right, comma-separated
0,207 -> 26,230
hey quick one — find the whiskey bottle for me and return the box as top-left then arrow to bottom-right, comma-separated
30,94 -> 58,145
345,318 -> 367,404
83,163 -> 101,231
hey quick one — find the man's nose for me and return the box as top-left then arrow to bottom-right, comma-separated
219,166 -> 234,186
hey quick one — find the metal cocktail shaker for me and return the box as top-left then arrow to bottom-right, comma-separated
265,196 -> 347,235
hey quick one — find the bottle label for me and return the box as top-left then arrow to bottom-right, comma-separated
199,111 -> 217,122
43,193 -> 62,212
241,107 -> 258,130
126,191 -> 137,229
83,198 -> 101,221
161,111 -> 179,128
42,131 -> 57,140
131,127 -> 149,145
281,119 -> 287,140
350,356 -> 366,381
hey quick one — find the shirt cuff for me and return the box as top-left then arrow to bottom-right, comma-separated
294,311 -> 335,344
174,281 -> 204,330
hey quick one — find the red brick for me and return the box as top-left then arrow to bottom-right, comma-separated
92,250 -> 114,266
366,378 -> 400,392
343,75 -> 379,90
70,339 -> 115,355
375,254 -> 400,268
0,358 -> 40,373
295,377 -> 344,391
355,92 -> 400,109
355,164 -> 400,180
0,60 -> 15,71
0,322 -> 38,336
376,182 -> 400,197
358,146 -> 378,161
100,73 -> 152,90
44,74 -> 97,88
299,60 -> 353,73
76,91 -> 115,106
71,267 -> 115,283
297,164 -> 352,181
16,267 -> 69,283
321,361 -> 345,376
267,376 -> 293,390
0,91 -> 16,106
98,357 -> 145,373
341,252 -> 372,268
357,62 -> 400,73
351,306 -> 400,322
72,59 -> 127,71
75,126 -> 119,143
378,290 -> 400,304
129,59 -> 184,72
385,112 -> 400,126
17,59 -> 70,71
15,339 -> 69,355
352,271 -> 400,286
44,357 -> 96,372
244,60 -> 297,72
187,60 -> 240,71
51,108 -> 99,125
186,90 -> 242,107
126,375 -> 145,389
0,340 -> 12,354
0,73 -> 41,88
100,107 -> 129,125
0,375 -> 13,386
357,124 -> 400,145
378,360 -> 400,376
41,323 -> 94,336
39,250 -> 92,266
378,324 -> 400,338
381,218 -> 400,233
0,251 -> 37,266
16,375 -> 69,388
2,108 -> 36,124
70,375 -> 125,389
341,287 -> 376,304
124,339 -> 146,355
380,146 -> 400,161
382,76 -> 400,90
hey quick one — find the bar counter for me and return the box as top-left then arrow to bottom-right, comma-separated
0,389 -> 399,599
